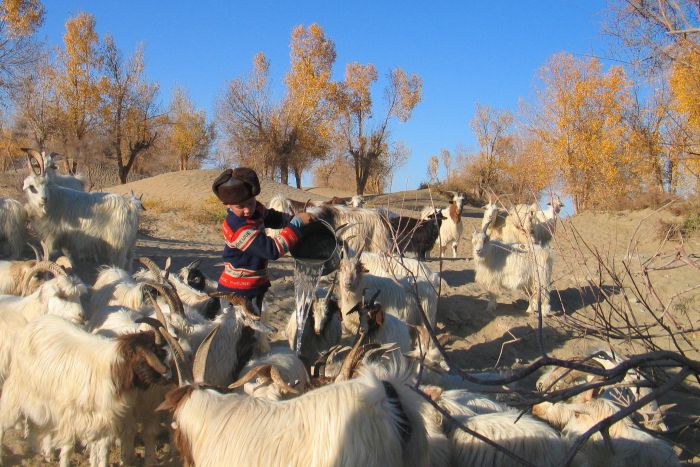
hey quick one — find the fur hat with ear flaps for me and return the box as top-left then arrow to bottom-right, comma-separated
212,167 -> 261,204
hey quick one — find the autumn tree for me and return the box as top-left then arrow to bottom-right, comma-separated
312,155 -> 356,191
440,148 -> 451,182
427,154 -> 439,182
168,87 -> 215,170
468,103 -> 514,199
217,24 -> 334,187
11,57 -> 59,151
530,53 -> 633,212
333,65 -> 422,195
99,35 -> 162,183
607,0 -> 700,192
0,0 -> 44,101
54,12 -> 102,162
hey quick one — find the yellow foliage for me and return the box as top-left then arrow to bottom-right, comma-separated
169,88 -> 215,170
536,53 -> 634,212
1,0 -> 43,36
56,12 -> 102,147
670,48 -> 700,130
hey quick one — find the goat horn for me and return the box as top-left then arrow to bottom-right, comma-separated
139,257 -> 164,282
28,243 -> 41,261
185,258 -> 202,270
209,292 -> 260,321
22,261 -> 67,296
350,343 -> 381,374
40,241 -> 50,261
192,324 -> 220,384
163,257 -> 172,281
22,148 -> 44,175
271,366 -> 300,395
228,364 -> 272,390
367,289 -> 380,308
325,273 -> 338,300
134,317 -> 165,346
143,280 -> 185,317
335,330 -> 368,382
144,295 -> 192,384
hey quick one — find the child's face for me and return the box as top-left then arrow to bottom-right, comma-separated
227,196 -> 257,218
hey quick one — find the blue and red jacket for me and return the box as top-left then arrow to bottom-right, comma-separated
217,202 -> 301,297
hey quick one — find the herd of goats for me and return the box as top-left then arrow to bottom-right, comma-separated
0,148 -> 682,466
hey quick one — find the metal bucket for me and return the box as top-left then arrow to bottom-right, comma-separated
290,219 -> 340,276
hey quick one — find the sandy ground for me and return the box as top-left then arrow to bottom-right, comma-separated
1,170 -> 699,465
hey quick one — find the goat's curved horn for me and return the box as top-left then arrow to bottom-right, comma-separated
28,243 -> 41,261
270,366 -> 300,395
41,241 -> 50,261
163,257 -> 172,280
228,364 -> 272,390
142,280 -> 185,317
22,261 -> 67,296
335,330 -> 368,382
209,292 -> 260,321
192,324 -> 220,384
22,148 -> 44,175
143,296 -> 192,385
185,259 -> 202,270
138,257 -> 165,282
134,317 -> 165,346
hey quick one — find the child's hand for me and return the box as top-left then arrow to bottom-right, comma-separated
295,212 -> 315,225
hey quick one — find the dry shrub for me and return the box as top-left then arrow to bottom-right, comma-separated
186,196 -> 227,225
142,195 -> 226,225
658,214 -> 700,240
608,189 -> 682,211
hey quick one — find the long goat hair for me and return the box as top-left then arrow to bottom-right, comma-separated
23,170 -> 141,269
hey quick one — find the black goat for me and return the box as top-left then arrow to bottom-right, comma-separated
387,209 -> 446,260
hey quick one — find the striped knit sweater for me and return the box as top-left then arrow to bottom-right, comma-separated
217,202 -> 301,296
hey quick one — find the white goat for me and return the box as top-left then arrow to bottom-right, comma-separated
0,197 -> 27,259
338,243 -> 438,330
533,398 -> 680,467
421,190 -> 467,258
157,333 -> 430,467
350,194 -> 365,207
355,250 -> 441,288
229,345 -> 309,401
23,147 -> 85,191
23,173 -> 141,269
472,213 -> 553,315
285,285 -> 342,367
342,289 -> 413,353
510,194 -> 564,245
307,204 -> 393,254
0,262 -> 86,386
0,315 -> 169,467
449,411 -> 572,467
482,200 -> 534,244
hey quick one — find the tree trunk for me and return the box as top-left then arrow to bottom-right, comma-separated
279,156 -> 289,185
293,166 -> 302,189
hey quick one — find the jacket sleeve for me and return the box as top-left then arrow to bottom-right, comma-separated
264,208 -> 293,229
223,216 -> 301,260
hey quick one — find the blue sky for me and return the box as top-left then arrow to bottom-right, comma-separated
37,1 -> 610,190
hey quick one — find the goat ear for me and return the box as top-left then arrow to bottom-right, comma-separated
422,385 -> 443,401
359,261 -> 369,273
373,306 -> 384,327
138,347 -> 168,377
156,386 -> 193,412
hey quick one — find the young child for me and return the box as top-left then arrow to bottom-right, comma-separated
212,167 -> 314,314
